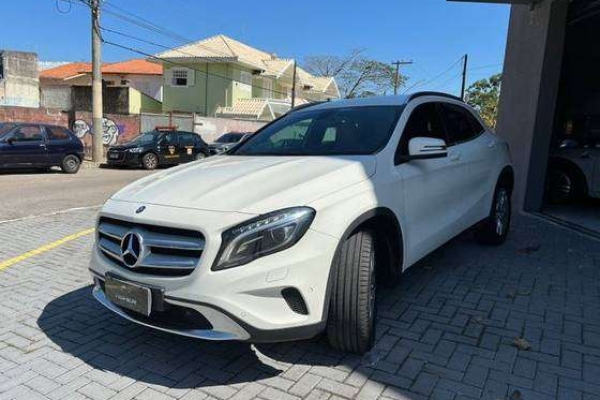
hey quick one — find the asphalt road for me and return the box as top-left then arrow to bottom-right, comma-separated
0,166 -> 153,221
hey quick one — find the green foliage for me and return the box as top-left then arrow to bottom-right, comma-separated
465,73 -> 502,129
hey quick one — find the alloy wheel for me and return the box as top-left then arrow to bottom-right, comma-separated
495,188 -> 510,236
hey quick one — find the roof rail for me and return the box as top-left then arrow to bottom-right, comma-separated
408,91 -> 464,103
288,101 -> 326,114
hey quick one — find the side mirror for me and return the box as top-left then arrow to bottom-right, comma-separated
6,137 -> 15,145
400,137 -> 448,162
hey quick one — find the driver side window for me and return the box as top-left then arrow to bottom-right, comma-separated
396,103 -> 447,163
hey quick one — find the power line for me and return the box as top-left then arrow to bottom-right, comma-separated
102,0 -> 193,44
408,57 -> 464,92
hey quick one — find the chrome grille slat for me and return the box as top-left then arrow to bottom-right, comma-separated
140,254 -> 198,270
98,222 -> 128,241
142,232 -> 204,251
99,238 -> 121,260
97,217 -> 204,277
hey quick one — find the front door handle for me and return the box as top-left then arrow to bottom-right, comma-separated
449,152 -> 461,162
488,141 -> 496,148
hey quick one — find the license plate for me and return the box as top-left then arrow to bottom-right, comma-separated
105,276 -> 152,316
108,153 -> 119,159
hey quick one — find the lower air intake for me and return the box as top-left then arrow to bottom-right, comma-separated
281,288 -> 308,315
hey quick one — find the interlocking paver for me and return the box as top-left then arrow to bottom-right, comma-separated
1,209 -> 600,399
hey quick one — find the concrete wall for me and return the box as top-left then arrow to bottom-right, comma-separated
41,86 -> 72,110
193,115 -> 265,143
496,0 -> 568,211
106,74 -> 163,101
0,51 -> 39,108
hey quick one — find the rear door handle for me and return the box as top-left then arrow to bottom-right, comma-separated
488,141 -> 496,148
449,152 -> 461,162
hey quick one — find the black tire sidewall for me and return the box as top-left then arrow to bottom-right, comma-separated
326,230 -> 377,354
61,155 -> 80,174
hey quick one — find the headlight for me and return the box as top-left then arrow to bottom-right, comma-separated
213,207 -> 315,271
127,147 -> 144,153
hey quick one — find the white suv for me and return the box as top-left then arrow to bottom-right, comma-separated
90,93 -> 513,354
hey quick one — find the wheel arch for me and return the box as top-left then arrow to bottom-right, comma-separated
320,207 -> 404,321
497,165 -> 515,194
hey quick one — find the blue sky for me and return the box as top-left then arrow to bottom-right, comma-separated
3,0 -> 510,95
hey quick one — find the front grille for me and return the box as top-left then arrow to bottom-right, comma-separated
97,217 -> 204,276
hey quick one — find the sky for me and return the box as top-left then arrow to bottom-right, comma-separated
2,0 -> 511,96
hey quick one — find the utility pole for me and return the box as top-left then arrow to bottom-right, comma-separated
91,0 -> 104,163
391,60 -> 412,95
291,60 -> 297,108
460,54 -> 468,100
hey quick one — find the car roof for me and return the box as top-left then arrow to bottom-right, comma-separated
294,92 -> 464,112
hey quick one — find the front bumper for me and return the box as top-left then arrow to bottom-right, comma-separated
89,200 -> 338,342
106,151 -> 143,166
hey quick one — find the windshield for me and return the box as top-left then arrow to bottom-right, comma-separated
216,133 -> 245,143
232,106 -> 403,156
126,131 -> 161,145
0,123 -> 16,136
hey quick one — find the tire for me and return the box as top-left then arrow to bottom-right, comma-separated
142,152 -> 158,170
195,152 -> 207,161
476,182 -> 511,245
327,230 -> 377,354
547,164 -> 585,204
60,155 -> 81,174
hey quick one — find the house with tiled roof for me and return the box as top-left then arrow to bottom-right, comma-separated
39,59 -> 163,113
151,34 -> 340,120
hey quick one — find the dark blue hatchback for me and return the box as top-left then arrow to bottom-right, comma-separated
0,123 -> 85,173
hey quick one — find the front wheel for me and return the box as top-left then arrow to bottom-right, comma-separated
195,152 -> 207,161
60,155 -> 81,174
142,152 -> 158,170
327,230 -> 377,354
476,183 -> 511,245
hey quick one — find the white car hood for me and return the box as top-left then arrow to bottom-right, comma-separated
111,155 -> 377,214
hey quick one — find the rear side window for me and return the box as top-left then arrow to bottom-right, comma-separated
46,126 -> 72,141
439,103 -> 483,144
179,133 -> 197,145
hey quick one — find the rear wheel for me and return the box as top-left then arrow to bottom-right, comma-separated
476,182 -> 511,245
142,152 -> 158,170
547,164 -> 585,204
195,152 -> 207,161
60,155 -> 80,174
327,230 -> 377,354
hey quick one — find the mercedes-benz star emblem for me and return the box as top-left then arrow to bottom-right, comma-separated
120,232 -> 143,267
135,206 -> 146,214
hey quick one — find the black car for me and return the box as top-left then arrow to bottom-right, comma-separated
0,123 -> 84,173
209,132 -> 252,155
106,130 -> 210,170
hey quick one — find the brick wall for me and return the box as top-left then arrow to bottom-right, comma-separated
0,105 -> 68,126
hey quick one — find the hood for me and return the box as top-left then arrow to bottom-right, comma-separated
111,155 -> 376,214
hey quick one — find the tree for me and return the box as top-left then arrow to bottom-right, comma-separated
303,50 -> 406,99
465,73 -> 502,129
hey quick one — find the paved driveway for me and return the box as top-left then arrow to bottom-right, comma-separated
1,207 -> 599,400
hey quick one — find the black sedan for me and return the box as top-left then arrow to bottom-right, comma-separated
106,130 -> 210,170
0,123 -> 84,173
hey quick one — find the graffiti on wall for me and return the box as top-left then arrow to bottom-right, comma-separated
72,118 -> 121,146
